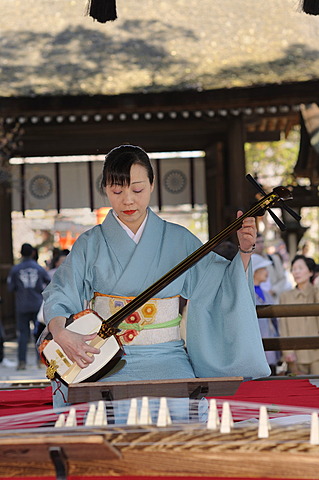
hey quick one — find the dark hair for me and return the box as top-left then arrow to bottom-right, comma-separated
21,243 -> 34,257
291,254 -> 317,283
101,145 -> 154,189
32,247 -> 39,262
50,248 -> 70,269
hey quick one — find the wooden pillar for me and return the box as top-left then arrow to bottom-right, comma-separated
204,141 -> 226,238
225,117 -> 249,228
205,117 -> 248,241
0,163 -> 15,337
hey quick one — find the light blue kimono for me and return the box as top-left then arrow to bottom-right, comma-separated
43,209 -> 270,409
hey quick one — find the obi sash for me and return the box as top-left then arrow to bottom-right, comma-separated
90,293 -> 182,346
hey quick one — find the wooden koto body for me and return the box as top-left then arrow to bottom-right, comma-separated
2,425 -> 319,479
1,396 -> 319,479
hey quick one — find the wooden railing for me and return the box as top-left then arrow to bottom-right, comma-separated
256,303 -> 319,351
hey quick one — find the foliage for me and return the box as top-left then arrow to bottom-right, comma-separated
245,126 -> 319,261
245,127 -> 301,192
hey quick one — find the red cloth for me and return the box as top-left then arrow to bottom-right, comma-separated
222,378 -> 319,408
1,379 -> 319,417
0,385 -> 52,416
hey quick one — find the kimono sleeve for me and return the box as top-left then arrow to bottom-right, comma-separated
185,252 -> 271,379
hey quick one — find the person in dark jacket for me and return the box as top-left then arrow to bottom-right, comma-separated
7,243 -> 51,370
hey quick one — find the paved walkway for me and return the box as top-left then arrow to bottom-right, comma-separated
0,340 -> 49,388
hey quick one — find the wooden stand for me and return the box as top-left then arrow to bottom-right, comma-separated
68,376 -> 243,403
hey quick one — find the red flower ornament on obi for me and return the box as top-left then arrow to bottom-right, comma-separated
125,312 -> 141,324
120,329 -> 138,344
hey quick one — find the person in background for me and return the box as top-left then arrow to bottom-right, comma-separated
45,247 -> 61,271
254,233 -> 288,304
251,254 -> 281,375
48,249 -> 70,279
279,255 -> 319,375
7,243 -> 51,370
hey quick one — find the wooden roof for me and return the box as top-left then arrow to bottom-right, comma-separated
1,80 -> 319,157
1,0 -> 319,158
1,0 -> 319,97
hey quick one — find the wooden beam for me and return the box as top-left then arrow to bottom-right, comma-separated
258,304 -> 319,351
263,336 -> 319,351
246,131 -> 281,142
1,80 -> 318,116
257,303 -> 319,318
11,118 -> 228,157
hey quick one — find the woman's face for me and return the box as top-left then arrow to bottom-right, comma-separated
291,258 -> 313,287
105,163 -> 154,233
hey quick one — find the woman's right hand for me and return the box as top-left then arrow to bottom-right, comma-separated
48,316 -> 100,369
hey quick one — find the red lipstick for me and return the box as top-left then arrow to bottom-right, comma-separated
123,210 -> 136,215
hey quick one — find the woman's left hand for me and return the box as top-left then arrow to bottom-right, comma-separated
237,211 -> 257,270
236,210 -> 257,252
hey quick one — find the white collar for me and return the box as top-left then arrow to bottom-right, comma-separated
112,210 -> 148,244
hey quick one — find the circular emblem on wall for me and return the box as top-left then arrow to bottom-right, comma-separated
29,175 -> 53,199
164,169 -> 187,194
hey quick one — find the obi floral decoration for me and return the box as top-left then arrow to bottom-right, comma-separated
141,303 -> 157,324
120,329 -> 139,344
125,312 -> 141,324
109,298 -> 126,315
92,294 -> 161,346
116,300 -> 158,345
